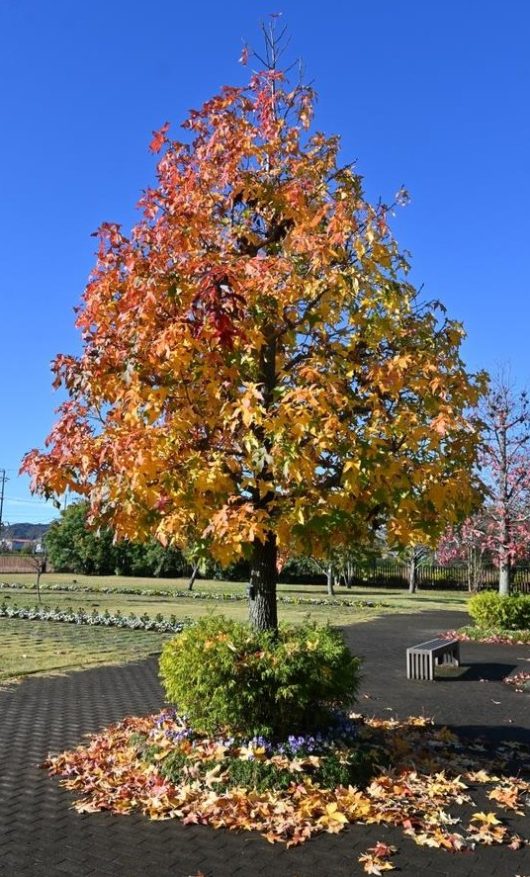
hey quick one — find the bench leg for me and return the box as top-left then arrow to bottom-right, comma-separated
407,651 -> 421,680
442,645 -> 460,667
408,650 -> 442,680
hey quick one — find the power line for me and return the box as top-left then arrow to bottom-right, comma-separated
5,496 -> 54,506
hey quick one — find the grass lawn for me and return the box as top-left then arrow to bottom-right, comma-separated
2,571 -> 471,610
0,618 -> 168,683
0,573 -> 470,683
0,581 -> 470,625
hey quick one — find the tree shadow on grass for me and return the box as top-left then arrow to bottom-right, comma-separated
403,596 -> 469,604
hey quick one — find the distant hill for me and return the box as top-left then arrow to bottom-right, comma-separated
3,523 -> 51,540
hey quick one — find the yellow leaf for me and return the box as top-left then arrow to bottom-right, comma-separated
470,811 -> 502,825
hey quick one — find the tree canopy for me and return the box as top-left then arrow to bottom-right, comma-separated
23,37 -> 484,629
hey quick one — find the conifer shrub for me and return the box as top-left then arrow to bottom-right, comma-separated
159,615 -> 360,739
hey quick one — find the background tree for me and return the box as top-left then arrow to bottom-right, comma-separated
437,513 -> 489,592
402,543 -> 433,594
439,378 -> 530,595
23,551 -> 47,604
311,553 -> 341,595
311,539 -> 385,593
45,502 -> 116,575
45,501 -> 187,577
23,27 -> 484,631
483,379 -> 530,594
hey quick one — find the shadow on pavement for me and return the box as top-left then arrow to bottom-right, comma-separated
447,723 -> 530,747
435,661 -> 518,682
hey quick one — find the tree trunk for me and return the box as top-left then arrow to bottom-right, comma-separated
187,561 -> 200,591
498,421 -> 511,596
467,545 -> 475,592
468,546 -> 481,592
248,532 -> 278,632
248,325 -> 278,632
499,515 -> 511,596
341,561 -> 354,589
408,553 -> 417,594
499,557 -> 511,595
326,565 -> 335,596
36,568 -> 43,605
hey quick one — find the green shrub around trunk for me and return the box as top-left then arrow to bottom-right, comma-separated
159,615 -> 361,739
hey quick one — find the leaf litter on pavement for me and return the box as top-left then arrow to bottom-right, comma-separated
43,709 -> 530,868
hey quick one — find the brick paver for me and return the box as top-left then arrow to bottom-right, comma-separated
1,610 -> 530,876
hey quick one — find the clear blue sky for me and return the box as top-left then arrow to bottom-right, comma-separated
1,0 -> 529,525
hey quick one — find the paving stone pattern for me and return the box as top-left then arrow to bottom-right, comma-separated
1,610 -> 530,876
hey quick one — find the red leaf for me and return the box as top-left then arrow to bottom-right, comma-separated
149,121 -> 170,154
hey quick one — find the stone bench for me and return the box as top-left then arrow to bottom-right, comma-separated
406,638 -> 460,681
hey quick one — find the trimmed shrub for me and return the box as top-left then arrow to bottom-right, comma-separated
468,591 -> 530,630
159,615 -> 361,739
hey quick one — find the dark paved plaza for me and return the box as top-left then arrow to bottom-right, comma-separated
1,609 -> 530,877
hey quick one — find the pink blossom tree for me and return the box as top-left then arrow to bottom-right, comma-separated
436,514 -> 489,592
438,378 -> 530,594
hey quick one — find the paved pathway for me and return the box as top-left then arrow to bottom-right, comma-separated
1,610 -> 530,876
342,610 -> 530,743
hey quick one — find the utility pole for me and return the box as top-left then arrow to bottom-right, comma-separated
0,469 -> 8,541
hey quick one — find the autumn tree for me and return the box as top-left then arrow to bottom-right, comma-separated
23,29 -> 484,631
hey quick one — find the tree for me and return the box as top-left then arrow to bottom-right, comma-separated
312,540 -> 384,592
323,562 -> 336,597
402,544 -> 432,594
22,27 -> 484,631
21,551 -> 47,604
483,380 -> 530,594
312,554 -> 340,595
44,501 -> 187,577
437,514 -> 489,592
45,502 -> 117,575
439,378 -> 530,595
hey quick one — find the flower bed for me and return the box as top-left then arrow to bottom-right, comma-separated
0,581 -> 382,610
44,710 -> 530,860
0,601 -> 187,634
